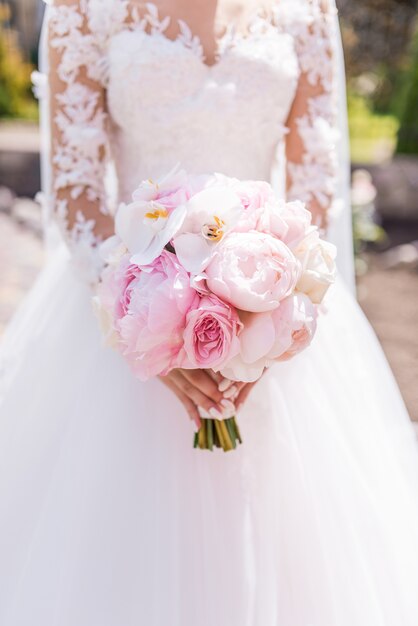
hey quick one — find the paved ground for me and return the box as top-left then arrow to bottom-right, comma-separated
357,255 -> 418,422
0,205 -> 417,422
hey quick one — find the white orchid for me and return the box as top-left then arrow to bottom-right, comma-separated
173,186 -> 243,275
115,166 -> 190,266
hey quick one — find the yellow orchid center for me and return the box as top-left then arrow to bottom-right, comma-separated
144,207 -> 169,220
202,215 -> 226,242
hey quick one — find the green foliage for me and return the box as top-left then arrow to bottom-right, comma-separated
339,1 -> 416,107
396,27 -> 418,155
348,93 -> 399,163
0,4 -> 37,119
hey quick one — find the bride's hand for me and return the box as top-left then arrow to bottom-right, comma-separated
158,369 -> 229,430
158,369 -> 258,430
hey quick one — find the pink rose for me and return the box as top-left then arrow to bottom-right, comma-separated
205,231 -> 301,313
118,251 -> 199,380
180,295 -> 242,370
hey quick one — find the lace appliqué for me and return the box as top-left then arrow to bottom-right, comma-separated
43,1 -> 117,281
88,2 -> 205,82
274,0 -> 339,224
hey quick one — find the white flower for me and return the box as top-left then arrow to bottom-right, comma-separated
294,230 -> 337,304
115,166 -> 190,266
173,186 -> 243,275
116,200 -> 187,266
98,235 -> 127,266
92,296 -> 119,348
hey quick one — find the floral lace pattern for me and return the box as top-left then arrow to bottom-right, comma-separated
44,1 -> 111,280
40,0 -> 339,280
273,0 -> 339,224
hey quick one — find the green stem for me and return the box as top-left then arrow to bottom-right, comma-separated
193,416 -> 243,451
214,419 -> 227,450
218,419 -> 233,451
206,418 -> 214,451
225,418 -> 237,449
234,418 -> 243,444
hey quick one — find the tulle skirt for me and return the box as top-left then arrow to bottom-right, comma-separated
1,245 -> 418,626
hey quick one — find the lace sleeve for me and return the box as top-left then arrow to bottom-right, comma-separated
43,0 -> 114,280
282,0 -> 339,231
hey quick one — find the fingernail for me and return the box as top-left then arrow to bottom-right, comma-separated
223,384 -> 237,399
218,378 -> 231,392
220,398 -> 235,411
209,407 -> 223,419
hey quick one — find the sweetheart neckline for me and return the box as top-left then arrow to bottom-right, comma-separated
123,1 -> 282,71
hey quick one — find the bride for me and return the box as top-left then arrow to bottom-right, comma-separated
1,0 -> 418,623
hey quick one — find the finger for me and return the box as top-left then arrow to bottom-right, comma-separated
171,370 -> 224,419
175,389 -> 202,430
208,370 -> 233,391
219,380 -> 246,405
205,369 -> 237,392
218,377 -> 236,393
180,369 -> 224,404
208,370 -> 225,385
222,381 -> 246,399
235,382 -> 257,411
159,375 -> 202,429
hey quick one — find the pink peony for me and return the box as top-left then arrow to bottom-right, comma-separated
117,263 -> 140,318
205,231 -> 301,313
180,294 -> 242,370
253,200 -> 290,240
220,293 -> 317,382
233,181 -> 278,234
233,179 -> 273,212
275,293 -> 318,360
118,251 -> 199,380
280,201 -> 313,249
95,254 -> 138,319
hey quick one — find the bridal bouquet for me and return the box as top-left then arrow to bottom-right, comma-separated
94,167 -> 336,452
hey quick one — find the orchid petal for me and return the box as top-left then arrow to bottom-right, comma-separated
115,201 -> 153,255
174,232 -> 213,274
130,204 -> 187,266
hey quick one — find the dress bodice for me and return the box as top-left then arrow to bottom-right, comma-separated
105,15 -> 299,199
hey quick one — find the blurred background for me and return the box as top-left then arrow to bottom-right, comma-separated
0,0 -> 417,422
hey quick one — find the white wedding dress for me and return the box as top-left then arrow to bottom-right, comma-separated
1,1 -> 418,624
